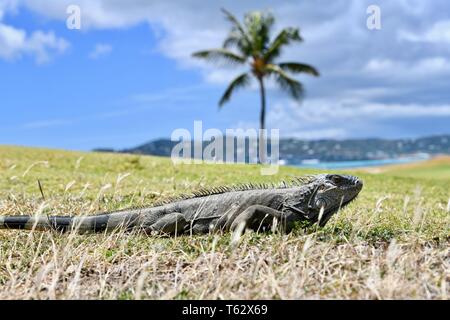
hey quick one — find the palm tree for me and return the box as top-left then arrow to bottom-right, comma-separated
192,9 -> 319,163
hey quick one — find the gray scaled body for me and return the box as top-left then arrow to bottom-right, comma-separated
0,174 -> 363,236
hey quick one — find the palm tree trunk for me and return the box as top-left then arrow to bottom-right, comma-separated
258,76 -> 266,164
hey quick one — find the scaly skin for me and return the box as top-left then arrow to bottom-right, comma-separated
0,174 -> 363,236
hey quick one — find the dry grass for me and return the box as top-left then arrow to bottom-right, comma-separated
0,146 -> 449,299
0,231 -> 447,300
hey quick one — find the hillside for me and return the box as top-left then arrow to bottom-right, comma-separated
0,145 -> 448,299
113,134 -> 450,163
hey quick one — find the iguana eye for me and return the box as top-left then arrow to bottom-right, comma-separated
330,175 -> 342,184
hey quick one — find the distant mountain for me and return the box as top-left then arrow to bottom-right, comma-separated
97,134 -> 450,165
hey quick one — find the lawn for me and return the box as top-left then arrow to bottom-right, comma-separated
0,145 -> 448,299
363,156 -> 450,180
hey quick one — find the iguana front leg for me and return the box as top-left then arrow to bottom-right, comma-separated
145,212 -> 189,235
230,205 -> 298,234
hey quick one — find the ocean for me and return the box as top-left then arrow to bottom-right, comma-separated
292,154 -> 430,170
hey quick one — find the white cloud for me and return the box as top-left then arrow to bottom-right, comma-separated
255,97 -> 450,138
267,98 -> 450,131
398,20 -> 450,44
0,24 -> 69,63
0,1 -> 68,63
0,23 -> 24,59
364,59 -> 395,72
231,119 -> 347,139
89,43 -> 112,59
26,30 -> 69,63
364,57 -> 450,78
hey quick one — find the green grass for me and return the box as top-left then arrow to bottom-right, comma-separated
0,145 -> 448,299
375,157 -> 450,180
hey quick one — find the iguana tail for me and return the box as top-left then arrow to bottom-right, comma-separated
0,211 -> 140,233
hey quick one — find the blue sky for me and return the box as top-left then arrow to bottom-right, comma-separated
1,0 -> 450,150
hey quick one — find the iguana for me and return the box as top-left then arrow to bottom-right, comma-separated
0,174 -> 362,236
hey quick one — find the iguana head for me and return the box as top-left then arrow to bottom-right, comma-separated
284,174 -> 363,227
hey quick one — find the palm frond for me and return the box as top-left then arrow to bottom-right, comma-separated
191,9 -> 318,107
219,72 -> 251,106
192,49 -> 247,65
221,8 -> 247,35
222,31 -> 252,56
266,64 -> 304,100
278,62 -> 320,76
223,31 -> 241,48
264,27 -> 303,62
244,11 -> 274,53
